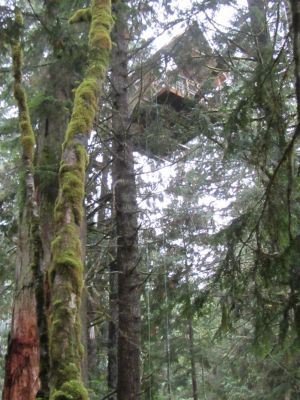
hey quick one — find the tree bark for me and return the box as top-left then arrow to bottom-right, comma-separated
182,234 -> 198,400
290,0 -> 300,121
34,2 -> 77,396
2,215 -> 40,400
289,0 -> 300,347
99,148 -> 119,400
47,1 -> 113,398
107,258 -> 118,399
184,270 -> 198,400
2,13 -> 40,400
111,2 -> 141,399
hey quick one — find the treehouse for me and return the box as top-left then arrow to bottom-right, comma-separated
130,22 -> 226,156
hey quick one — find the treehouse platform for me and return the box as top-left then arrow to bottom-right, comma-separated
129,22 -> 226,156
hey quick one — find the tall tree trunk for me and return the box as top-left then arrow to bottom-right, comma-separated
47,1 -> 113,398
182,235 -> 198,400
107,256 -> 118,399
98,147 -> 119,400
289,0 -> 300,343
290,0 -> 300,121
163,260 -> 172,400
184,269 -> 198,400
35,1 -> 77,396
286,6 -> 300,399
187,315 -> 198,400
2,217 -> 40,400
111,2 -> 141,399
2,13 -> 40,400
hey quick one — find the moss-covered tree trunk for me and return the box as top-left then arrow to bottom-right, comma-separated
34,2 -> 81,396
2,13 -> 41,400
111,2 -> 141,399
47,1 -> 113,399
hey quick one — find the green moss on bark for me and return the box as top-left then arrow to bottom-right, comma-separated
51,225 -> 82,271
14,10 -> 24,27
69,8 -> 92,24
11,36 -> 36,165
65,1 -> 112,142
12,43 -> 22,81
35,148 -> 59,201
51,380 -> 88,400
49,1 -> 113,398
11,11 -> 37,215
60,171 -> 85,223
7,11 -> 42,400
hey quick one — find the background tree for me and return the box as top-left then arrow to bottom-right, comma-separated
1,1 -> 300,399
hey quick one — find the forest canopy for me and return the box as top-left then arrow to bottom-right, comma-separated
0,0 -> 300,399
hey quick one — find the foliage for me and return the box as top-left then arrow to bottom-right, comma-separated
0,0 -> 300,399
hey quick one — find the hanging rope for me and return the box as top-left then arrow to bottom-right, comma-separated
163,233 -> 172,400
146,245 -> 152,400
